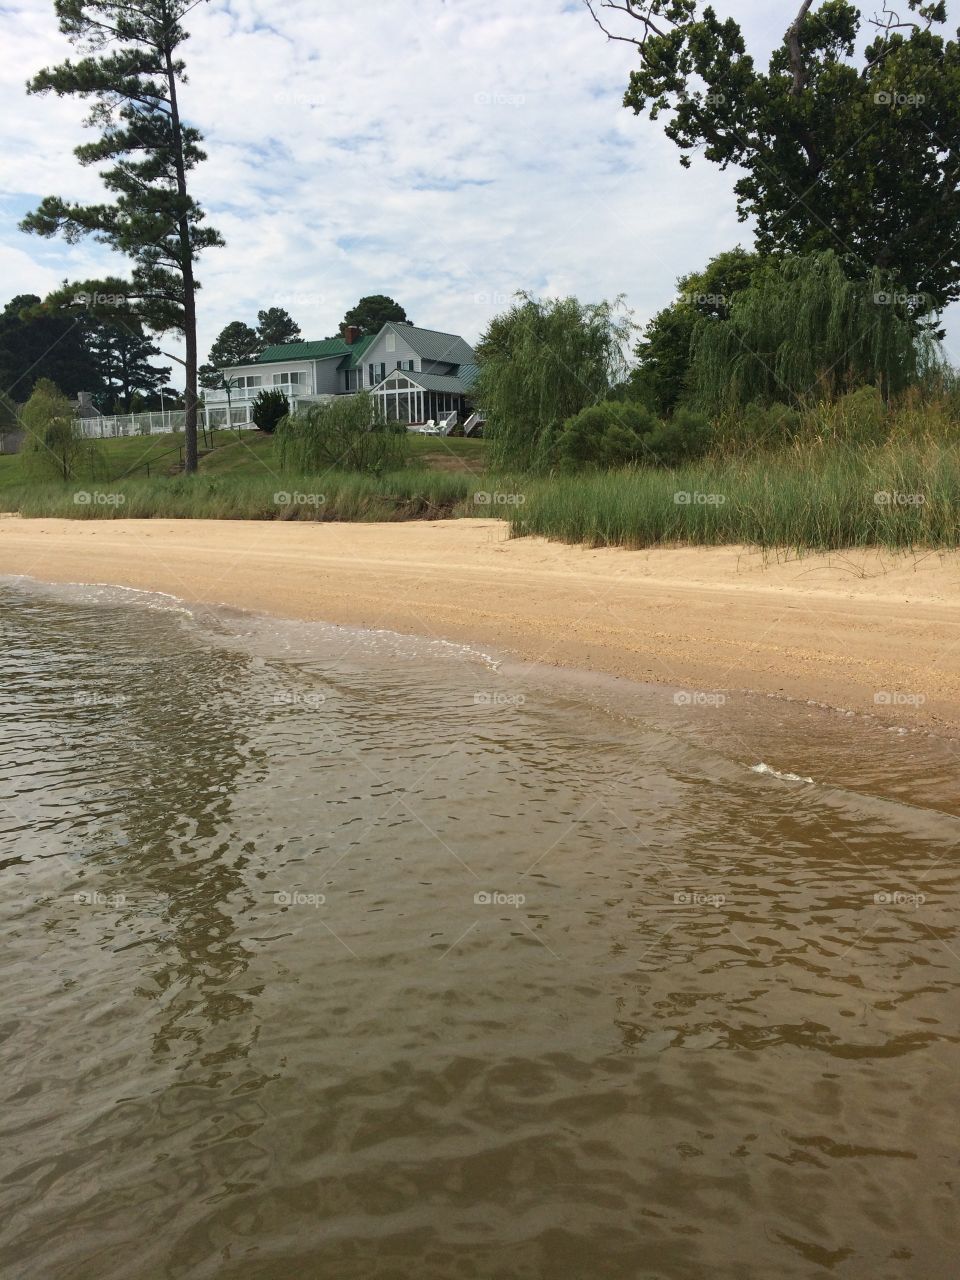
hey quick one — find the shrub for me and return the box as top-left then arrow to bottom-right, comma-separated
252,388 -> 289,434
276,392 -> 408,475
556,400 -> 710,470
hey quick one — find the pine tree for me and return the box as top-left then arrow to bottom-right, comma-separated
20,0 -> 223,472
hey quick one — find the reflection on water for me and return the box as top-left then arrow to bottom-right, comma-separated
1,580 -> 958,1279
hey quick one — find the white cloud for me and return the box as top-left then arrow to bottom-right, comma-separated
1,0 -> 957,378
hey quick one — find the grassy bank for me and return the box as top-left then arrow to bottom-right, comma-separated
2,427 -> 958,550
509,440 -> 960,549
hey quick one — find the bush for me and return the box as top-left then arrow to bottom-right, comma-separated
555,400 -> 710,470
276,392 -> 409,475
252,388 -> 289,434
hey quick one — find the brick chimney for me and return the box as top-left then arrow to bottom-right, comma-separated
344,325 -> 362,345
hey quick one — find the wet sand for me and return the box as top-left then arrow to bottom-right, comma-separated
1,515 -> 958,732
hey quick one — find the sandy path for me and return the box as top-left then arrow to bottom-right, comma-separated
1,515 -> 958,732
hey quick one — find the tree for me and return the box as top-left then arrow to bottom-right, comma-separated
687,250 -> 942,412
200,321 -> 260,388
257,307 -> 302,348
21,378 -> 100,481
21,0 -> 224,473
0,294 -> 98,402
252,388 -> 289,434
584,0 -> 960,315
341,296 -> 409,337
475,293 -> 633,470
633,247 -> 761,413
84,315 -> 171,412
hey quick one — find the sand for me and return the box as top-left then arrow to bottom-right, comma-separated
1,515 -> 958,733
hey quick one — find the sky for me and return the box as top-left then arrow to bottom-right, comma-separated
2,0 -> 958,384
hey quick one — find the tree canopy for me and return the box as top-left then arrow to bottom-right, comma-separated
20,0 -> 223,471
341,295 -> 409,337
257,307 -> 302,348
585,0 -> 960,314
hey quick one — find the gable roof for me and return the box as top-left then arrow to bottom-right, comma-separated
258,339 -> 348,363
372,367 -> 478,396
337,332 -> 379,370
383,322 -> 476,366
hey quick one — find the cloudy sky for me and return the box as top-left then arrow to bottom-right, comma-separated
2,0 -> 958,379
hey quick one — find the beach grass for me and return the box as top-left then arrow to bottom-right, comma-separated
1,427 -> 957,550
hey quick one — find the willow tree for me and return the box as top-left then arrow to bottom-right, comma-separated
20,0 -> 223,473
688,251 -> 942,412
475,293 -> 633,470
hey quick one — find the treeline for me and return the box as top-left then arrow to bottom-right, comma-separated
0,290 -> 179,426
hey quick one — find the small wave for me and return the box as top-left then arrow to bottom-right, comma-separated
751,762 -> 815,784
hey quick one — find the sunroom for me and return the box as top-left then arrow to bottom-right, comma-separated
372,369 -> 472,427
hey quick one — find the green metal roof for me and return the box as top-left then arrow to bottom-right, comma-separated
379,369 -> 477,395
337,332 -> 378,370
258,339 -> 348,363
384,323 -> 476,366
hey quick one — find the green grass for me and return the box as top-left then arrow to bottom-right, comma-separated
507,440 -> 960,549
2,424 -> 957,550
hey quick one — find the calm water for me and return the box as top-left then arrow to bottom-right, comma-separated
1,578 -> 958,1280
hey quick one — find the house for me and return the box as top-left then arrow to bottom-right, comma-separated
208,321 -> 481,428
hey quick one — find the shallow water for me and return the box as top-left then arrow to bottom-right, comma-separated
1,578 -> 958,1279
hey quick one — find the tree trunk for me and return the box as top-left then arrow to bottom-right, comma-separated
165,40 -> 199,474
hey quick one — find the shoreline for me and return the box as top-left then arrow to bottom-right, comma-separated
1,515 -> 959,733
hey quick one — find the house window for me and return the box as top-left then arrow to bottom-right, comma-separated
273,372 -> 306,387
407,360 -> 415,371
386,332 -> 397,353
236,376 -> 261,388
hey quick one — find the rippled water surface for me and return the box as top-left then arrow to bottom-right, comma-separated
1,578 -> 958,1279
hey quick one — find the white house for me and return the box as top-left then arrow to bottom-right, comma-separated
208,321 -> 481,429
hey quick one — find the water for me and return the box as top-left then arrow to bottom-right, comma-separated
1,578 -> 958,1280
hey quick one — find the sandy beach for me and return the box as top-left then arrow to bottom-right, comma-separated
1,514 -> 958,732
